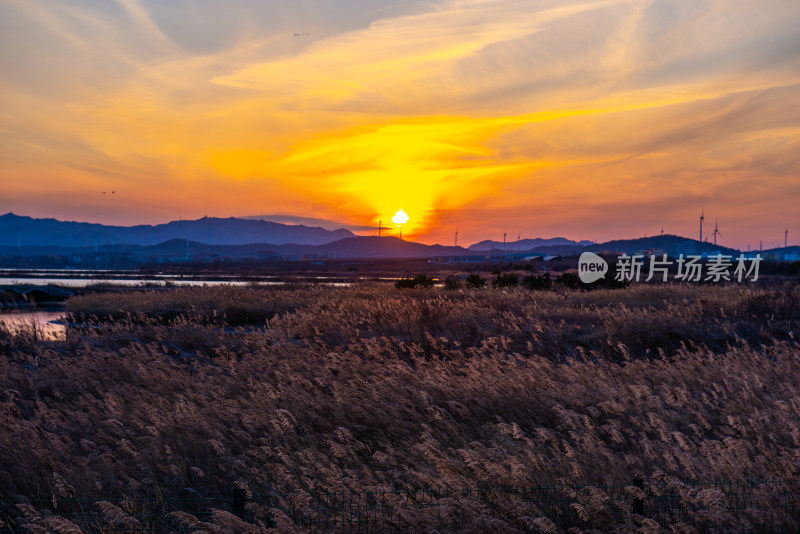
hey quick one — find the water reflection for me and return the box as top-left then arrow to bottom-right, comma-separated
0,269 -> 354,288
0,311 -> 66,340
0,277 -> 281,287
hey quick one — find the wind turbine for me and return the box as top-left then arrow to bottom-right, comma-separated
712,218 -> 722,246
454,230 -> 458,247
699,207 -> 704,243
786,227 -> 789,249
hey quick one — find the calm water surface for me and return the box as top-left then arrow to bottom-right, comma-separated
0,310 -> 66,339
0,268 -> 353,287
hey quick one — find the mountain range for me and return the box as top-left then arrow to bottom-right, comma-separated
0,213 -> 794,261
0,213 -> 353,247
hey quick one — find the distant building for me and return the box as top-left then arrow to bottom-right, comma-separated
489,252 -> 545,262
636,248 -> 666,256
430,252 -> 546,263
429,255 -> 487,263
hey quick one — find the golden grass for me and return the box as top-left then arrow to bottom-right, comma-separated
1,283 -> 798,531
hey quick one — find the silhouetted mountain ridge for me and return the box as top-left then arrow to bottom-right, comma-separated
0,214 -> 784,262
0,213 -> 354,247
272,236 -> 468,259
582,234 -> 741,257
469,237 -> 593,251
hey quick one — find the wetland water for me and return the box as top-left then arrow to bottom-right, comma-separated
0,268 -> 358,289
0,268 -> 327,287
0,310 -> 66,339
0,269 -> 357,340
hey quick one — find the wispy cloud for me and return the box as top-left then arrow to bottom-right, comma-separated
1,0 -> 798,245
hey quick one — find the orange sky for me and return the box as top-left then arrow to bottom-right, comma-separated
1,0 -> 799,248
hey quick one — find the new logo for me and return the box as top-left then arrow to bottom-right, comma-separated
578,252 -> 608,283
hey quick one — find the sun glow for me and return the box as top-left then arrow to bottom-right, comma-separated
391,209 -> 409,225
264,115 -> 544,237
1,0 -> 798,246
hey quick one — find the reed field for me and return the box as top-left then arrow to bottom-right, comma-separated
1,281 -> 799,532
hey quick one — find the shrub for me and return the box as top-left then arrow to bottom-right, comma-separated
493,273 -> 519,287
597,275 -> 630,290
395,274 -> 435,289
556,272 -> 582,289
556,272 -> 630,290
465,274 -> 486,288
443,278 -> 461,290
521,273 -> 552,290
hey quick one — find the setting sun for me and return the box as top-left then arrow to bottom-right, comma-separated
391,210 -> 410,226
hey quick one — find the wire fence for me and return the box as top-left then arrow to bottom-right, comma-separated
1,479 -> 795,533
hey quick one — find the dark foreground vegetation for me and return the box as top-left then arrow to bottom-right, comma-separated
1,283 -> 799,532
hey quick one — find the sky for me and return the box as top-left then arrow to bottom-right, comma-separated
1,0 -> 799,248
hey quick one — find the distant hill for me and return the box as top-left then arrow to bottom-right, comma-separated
0,235 -> 475,261
242,214 -> 376,232
469,237 -> 594,251
122,239 -> 272,258
271,236 -> 470,259
104,237 -> 470,260
761,245 -> 800,254
0,213 -> 354,247
0,240 -> 277,260
583,234 -> 741,257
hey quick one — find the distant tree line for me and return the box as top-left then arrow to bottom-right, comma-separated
396,272 -> 629,290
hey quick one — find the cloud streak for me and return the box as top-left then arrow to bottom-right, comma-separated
1,0 -> 798,246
